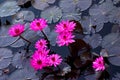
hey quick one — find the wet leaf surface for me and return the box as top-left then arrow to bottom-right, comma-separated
41,6 -> 62,23
0,0 -> 20,17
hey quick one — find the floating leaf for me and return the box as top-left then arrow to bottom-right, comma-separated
37,26 -> 50,37
13,10 -> 35,23
59,0 -> 82,21
108,47 -> 120,66
37,27 -> 57,46
0,48 -> 13,58
22,28 -> 40,42
0,0 -> 20,17
32,0 -> 56,10
10,39 -> 25,48
0,35 -> 19,47
61,12 -> 81,21
102,33 -> 120,49
81,16 -> 104,34
48,30 -> 57,46
89,0 -> 115,26
83,34 -> 102,49
12,50 -> 33,68
12,50 -> 25,69
10,54 -> 38,79
76,0 -> 92,11
9,68 -> 37,80
59,0 -> 92,12
41,6 -> 62,23
59,0 -> 76,13
0,48 -> 13,69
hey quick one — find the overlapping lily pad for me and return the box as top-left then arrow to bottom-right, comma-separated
108,47 -> 120,66
0,48 -> 13,69
102,33 -> 120,49
0,0 -> 20,17
83,34 -> 102,49
41,6 -> 62,23
32,0 -> 56,10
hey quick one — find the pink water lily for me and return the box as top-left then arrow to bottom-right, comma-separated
9,24 -> 24,37
93,56 -> 105,71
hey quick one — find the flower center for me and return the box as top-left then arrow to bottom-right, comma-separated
36,22 -> 41,27
15,29 -> 20,33
38,51 -> 43,55
98,61 -> 102,64
51,57 -> 55,62
63,35 -> 67,40
63,24 -> 67,29
37,60 -> 42,65
39,42 -> 43,46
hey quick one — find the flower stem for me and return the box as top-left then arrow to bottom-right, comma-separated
19,35 -> 31,52
41,30 -> 50,48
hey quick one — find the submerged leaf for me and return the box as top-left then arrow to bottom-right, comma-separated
0,0 -> 20,17
41,6 -> 62,23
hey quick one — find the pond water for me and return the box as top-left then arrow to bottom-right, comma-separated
0,0 -> 120,80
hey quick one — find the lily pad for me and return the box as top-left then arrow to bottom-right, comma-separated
108,47 -> 120,66
12,10 -> 35,23
10,39 -> 25,48
102,33 -> 120,49
0,48 -> 13,69
83,34 -> 102,49
41,6 -> 62,23
0,0 -> 20,17
32,0 -> 56,10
